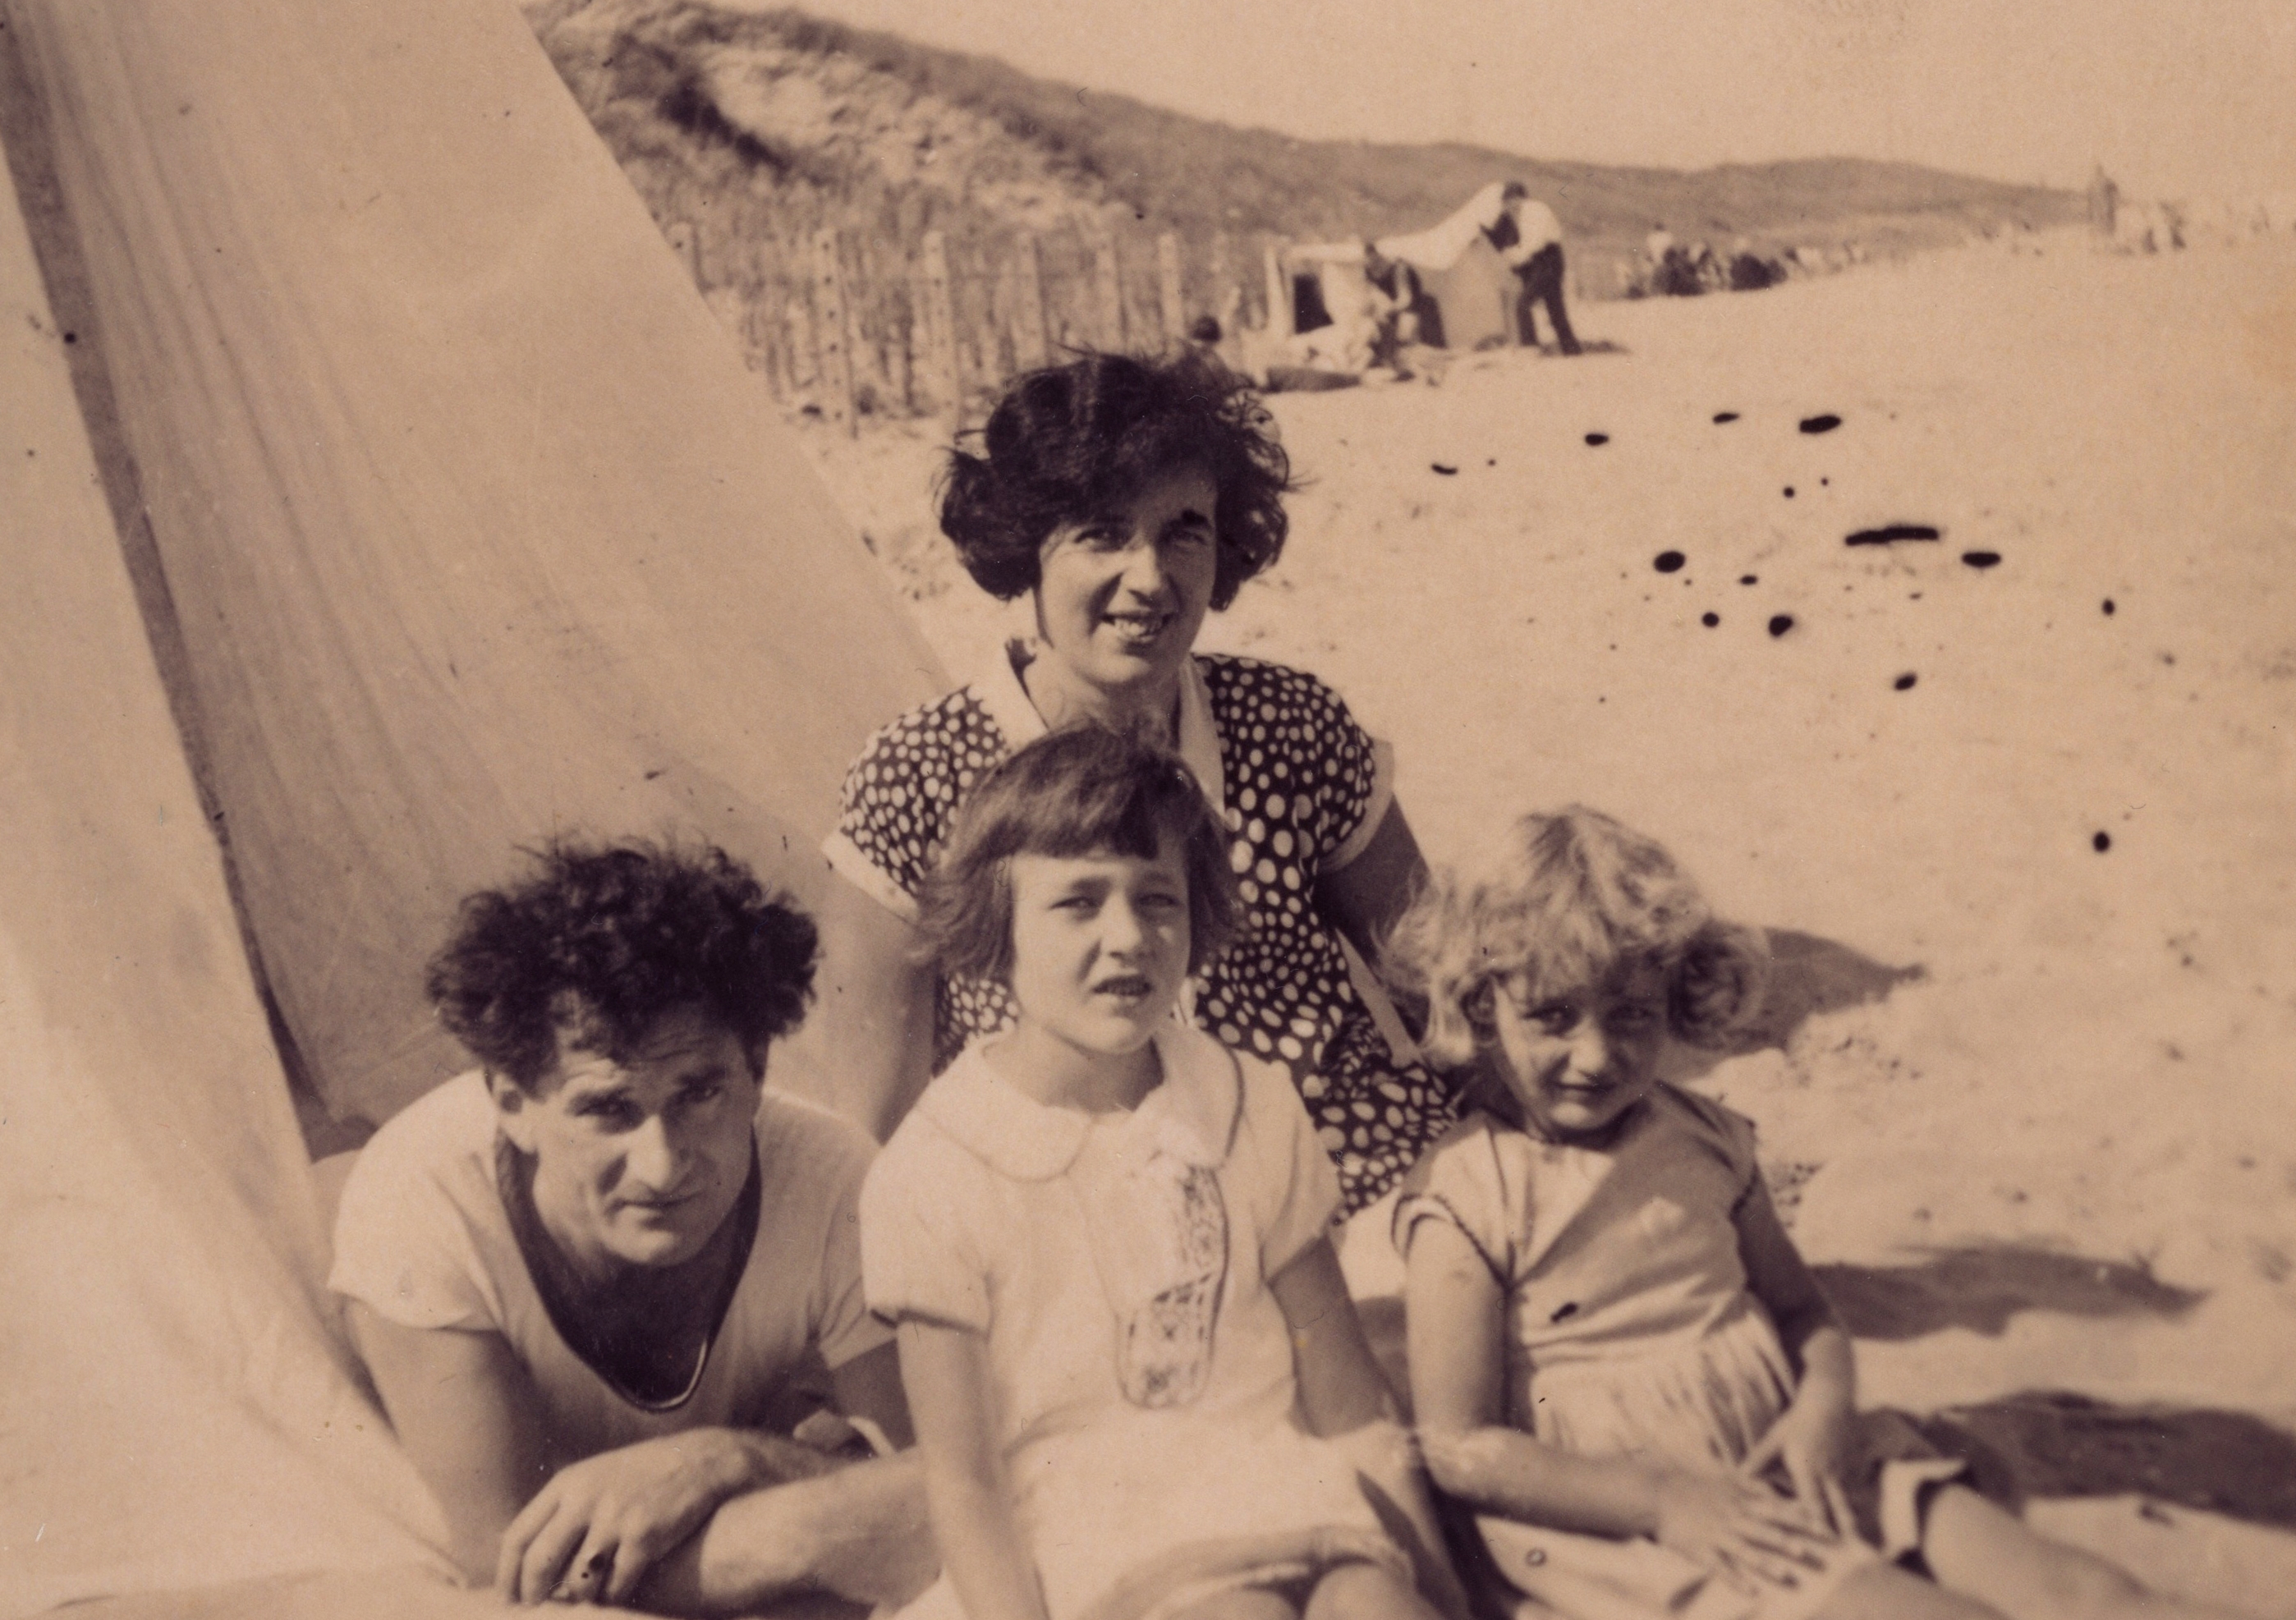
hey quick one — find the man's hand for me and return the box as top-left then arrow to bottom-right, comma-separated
497,1428 -> 764,1605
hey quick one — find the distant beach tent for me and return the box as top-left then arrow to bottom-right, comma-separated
1373,181 -> 1518,351
1,0 -> 939,1611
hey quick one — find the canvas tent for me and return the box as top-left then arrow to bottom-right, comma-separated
1373,183 -> 1518,351
0,0 -> 941,1611
1264,178 -> 1523,365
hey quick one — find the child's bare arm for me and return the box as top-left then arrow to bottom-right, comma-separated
1732,1177 -> 1857,1507
1269,1235 -> 1395,1434
898,1318 -> 1048,1620
1404,1217 -> 1663,1531
1270,1237 -> 1474,1620
1404,1218 -> 1821,1583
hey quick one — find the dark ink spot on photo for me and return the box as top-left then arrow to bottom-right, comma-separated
2094,832 -> 2112,852
1962,551 -> 2002,569
1847,525 -> 1942,546
1713,411 -> 1739,424
1430,463 -> 1457,475
1799,413 -> 1841,434
1894,672 -> 1917,691
1654,551 -> 1686,573
1584,432 -> 1609,447
1702,613 -> 1720,627
1769,614 -> 1794,637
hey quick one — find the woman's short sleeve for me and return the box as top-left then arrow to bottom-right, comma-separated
1390,1117 -> 1513,1283
826,691 -> 1004,923
1233,1052 -> 1344,1279
327,1118 -> 500,1332
859,1127 -> 990,1333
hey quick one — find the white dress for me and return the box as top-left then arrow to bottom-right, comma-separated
862,1024 -> 1407,1620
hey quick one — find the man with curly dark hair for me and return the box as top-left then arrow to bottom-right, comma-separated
330,841 -> 933,1614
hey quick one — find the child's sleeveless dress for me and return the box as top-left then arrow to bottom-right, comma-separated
863,1022 -> 1409,1620
1394,1085 -> 1967,1620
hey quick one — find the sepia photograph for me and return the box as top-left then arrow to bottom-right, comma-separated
3,2 -> 2292,1618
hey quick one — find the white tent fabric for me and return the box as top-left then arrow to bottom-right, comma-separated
1,0 -> 944,1610
6,0 -> 944,1131
1375,181 -> 1508,274
0,131 -> 457,1615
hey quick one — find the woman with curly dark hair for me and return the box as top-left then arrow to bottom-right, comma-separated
328,840 -> 934,1615
820,349 -> 1455,1215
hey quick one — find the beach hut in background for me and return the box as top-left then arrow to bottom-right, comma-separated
1374,181 -> 1518,350
1258,180 -> 1521,366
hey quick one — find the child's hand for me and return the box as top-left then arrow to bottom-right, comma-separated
1739,1384 -> 1855,1521
1651,1470 -> 1835,1592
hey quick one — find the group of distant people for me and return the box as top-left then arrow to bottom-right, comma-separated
331,350 -> 2248,1620
1635,223 -> 1793,297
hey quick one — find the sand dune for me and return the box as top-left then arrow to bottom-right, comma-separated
801,235 -> 2296,1606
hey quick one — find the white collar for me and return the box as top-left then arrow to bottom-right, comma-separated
914,1022 -> 1242,1181
977,639 -> 1226,819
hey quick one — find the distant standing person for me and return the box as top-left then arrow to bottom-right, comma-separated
1486,181 -> 1582,356
2087,163 -> 2120,238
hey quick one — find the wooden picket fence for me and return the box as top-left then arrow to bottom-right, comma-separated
664,217 -> 1297,434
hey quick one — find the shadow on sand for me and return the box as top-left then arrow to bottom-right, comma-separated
1663,926 -> 1926,1081
1936,1393 -> 2296,1530
1737,927 -> 1929,1050
1815,1244 -> 2206,1341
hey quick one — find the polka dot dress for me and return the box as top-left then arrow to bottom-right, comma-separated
833,654 -> 1457,1212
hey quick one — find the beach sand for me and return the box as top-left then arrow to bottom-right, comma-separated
797,234 -> 2296,1609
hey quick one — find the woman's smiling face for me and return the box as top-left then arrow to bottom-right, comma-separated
1032,462 -> 1219,704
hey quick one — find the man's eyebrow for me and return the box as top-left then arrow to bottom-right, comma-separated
564,1081 -> 635,1106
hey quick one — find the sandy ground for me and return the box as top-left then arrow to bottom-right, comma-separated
796,236 -> 2296,1608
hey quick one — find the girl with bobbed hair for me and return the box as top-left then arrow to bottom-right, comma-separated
819,349 -> 1455,1214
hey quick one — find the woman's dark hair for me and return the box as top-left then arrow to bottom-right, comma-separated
918,726 -> 1242,986
938,349 -> 1294,610
425,839 -> 818,1092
